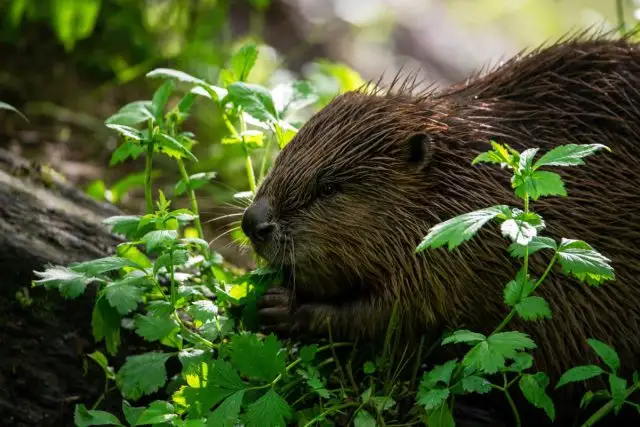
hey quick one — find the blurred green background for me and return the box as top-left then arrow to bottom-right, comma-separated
0,0 -> 636,266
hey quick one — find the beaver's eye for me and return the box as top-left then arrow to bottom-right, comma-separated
319,183 -> 338,198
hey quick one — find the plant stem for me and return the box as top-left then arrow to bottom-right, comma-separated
581,380 -> 640,427
532,254 -> 558,292
222,113 -> 257,193
169,250 -> 177,308
302,402 -> 361,427
504,389 -> 521,427
258,135 -> 274,183
616,0 -> 627,33
176,158 -> 204,240
144,141 -> 154,214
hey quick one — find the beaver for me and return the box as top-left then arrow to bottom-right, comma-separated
241,33 -> 640,424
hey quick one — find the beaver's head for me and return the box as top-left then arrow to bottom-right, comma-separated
241,91 -> 441,299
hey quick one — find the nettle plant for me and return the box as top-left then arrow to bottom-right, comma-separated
32,44 -> 404,427
415,142 -> 639,426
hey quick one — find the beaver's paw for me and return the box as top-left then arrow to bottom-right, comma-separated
257,287 -> 296,334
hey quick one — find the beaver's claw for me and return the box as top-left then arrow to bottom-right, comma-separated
257,287 -> 297,335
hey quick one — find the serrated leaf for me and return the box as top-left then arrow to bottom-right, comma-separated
156,133 -> 198,162
206,390 -> 245,427
513,171 -> 567,200
136,400 -> 177,425
226,82 -> 278,124
106,124 -> 143,140
92,297 -> 121,355
508,236 -> 557,258
174,172 -> 217,196
106,101 -> 154,127
122,401 -> 144,426
104,215 -> 142,237
104,275 -> 148,315
421,359 -> 458,389
271,80 -> 318,117
516,296 -> 552,321
229,43 -> 258,82
70,256 -> 140,275
153,249 -> 189,275
506,353 -> 534,372
244,389 -> 292,427
472,141 -> 514,167
556,365 -> 605,389
426,402 -> 455,427
461,375 -> 492,394
519,373 -> 555,420
417,206 -> 509,252
151,80 -> 175,119
370,396 -> 396,412
557,239 -> 615,286
200,316 -> 233,341
74,404 -> 122,426
110,142 -> 146,166
501,218 -> 537,245
134,313 -> 179,342
463,332 -> 536,374
353,409 -> 376,427
534,144 -> 609,169
417,388 -> 450,411
88,351 -> 114,380
141,230 -> 178,252
300,344 -> 318,364
116,352 -> 171,401
442,330 -> 486,345
187,300 -> 218,323
230,334 -> 286,381
517,148 -> 539,172
211,360 -> 246,393
297,368 -> 331,399
587,338 -> 620,373
503,268 -> 536,306
609,374 -> 627,413
33,266 -> 92,298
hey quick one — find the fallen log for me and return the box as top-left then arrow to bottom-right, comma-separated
0,147 -> 123,427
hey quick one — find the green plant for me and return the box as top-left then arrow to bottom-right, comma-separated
415,141 -> 638,426
0,100 -> 28,121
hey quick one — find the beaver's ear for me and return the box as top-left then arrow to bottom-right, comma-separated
404,133 -> 432,171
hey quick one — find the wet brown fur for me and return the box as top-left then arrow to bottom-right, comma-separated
249,31 -> 640,424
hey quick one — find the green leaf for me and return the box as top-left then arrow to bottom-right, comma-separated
503,268 -> 536,306
461,375 -> 492,394
417,206 -> 509,251
421,359 -> 458,389
500,218 -> 537,245
33,266 -> 92,298
151,80 -> 175,119
556,365 -> 605,389
363,360 -> 376,374
116,352 -> 171,401
153,249 -> 189,275
141,230 -> 178,252
297,368 -> 331,399
110,141 -> 146,166
229,43 -> 258,82
146,68 -> 207,86
174,172 -> 217,196
211,360 -> 246,393
122,401 -> 144,426
515,296 -> 552,321
353,410 -> 376,427
226,82 -> 279,124
442,330 -> 486,345
51,0 -> 100,51
104,215 -> 142,237
506,353 -> 534,372
557,239 -> 615,285
136,400 -> 177,425
206,390 -> 245,427
244,389 -> 292,427
472,141 -> 514,167
609,374 -> 627,413
104,275 -> 148,315
517,148 -> 539,172
187,300 -> 219,323
200,316 -> 233,341
74,404 -> 122,426
106,124 -> 144,140
92,298 -> 121,355
370,396 -> 397,412
70,256 -> 140,275
271,80 -> 318,117
519,373 -> 555,421
513,171 -> 567,200
0,101 -> 28,121
587,338 -> 620,373
534,144 -> 609,169
88,351 -> 115,380
300,344 -> 318,364
426,402 -> 455,427
417,388 -> 450,411
156,133 -> 198,162
230,334 -> 286,381
106,101 -> 154,127
508,236 -> 557,258
463,332 -> 536,374
134,313 -> 179,342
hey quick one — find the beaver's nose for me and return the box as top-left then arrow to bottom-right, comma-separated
241,199 -> 275,244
